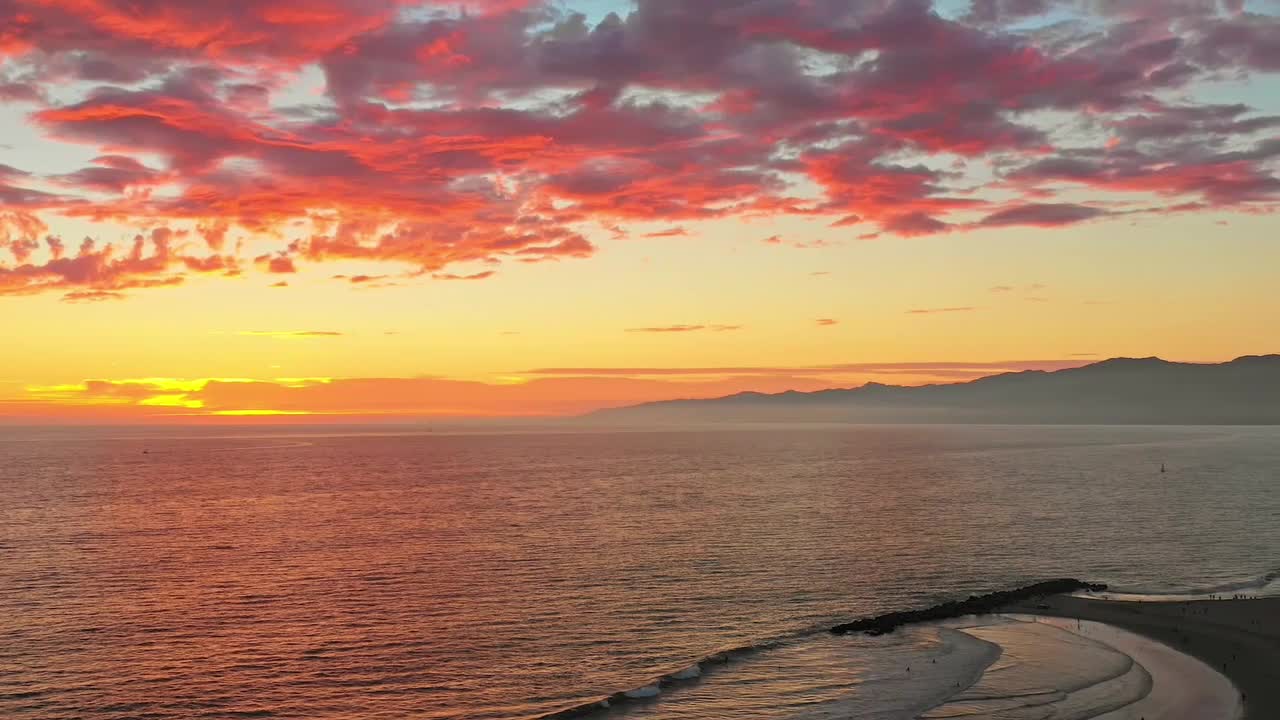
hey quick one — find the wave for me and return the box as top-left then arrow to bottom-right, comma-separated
527,632 -> 839,716
531,579 -> 1102,720
531,645 -> 761,719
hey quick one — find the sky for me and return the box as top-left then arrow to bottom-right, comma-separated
1,0 -> 1278,422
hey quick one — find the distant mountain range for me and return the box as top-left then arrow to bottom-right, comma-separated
588,356 -> 1280,425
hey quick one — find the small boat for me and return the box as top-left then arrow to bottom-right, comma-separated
1160,463 -> 1166,473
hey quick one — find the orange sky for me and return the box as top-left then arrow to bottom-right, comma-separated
2,1 -> 1278,422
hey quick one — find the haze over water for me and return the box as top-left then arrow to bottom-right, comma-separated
3,424 -> 1278,719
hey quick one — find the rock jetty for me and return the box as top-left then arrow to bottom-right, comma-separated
830,579 -> 1107,636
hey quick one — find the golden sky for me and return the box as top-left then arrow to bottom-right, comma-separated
2,1 -> 1278,421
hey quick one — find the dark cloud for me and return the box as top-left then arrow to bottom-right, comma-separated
643,227 -> 689,238
978,203 -> 1108,227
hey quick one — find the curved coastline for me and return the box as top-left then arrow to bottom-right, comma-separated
1040,616 -> 1240,720
528,581 -> 1275,720
922,616 -> 1158,719
532,580 -> 1104,719
1005,594 -> 1277,719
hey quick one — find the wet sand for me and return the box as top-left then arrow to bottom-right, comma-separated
1004,595 -> 1280,719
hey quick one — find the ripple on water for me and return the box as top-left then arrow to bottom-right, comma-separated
0,425 -> 1276,719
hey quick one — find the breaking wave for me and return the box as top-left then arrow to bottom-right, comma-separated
531,580 -> 1096,720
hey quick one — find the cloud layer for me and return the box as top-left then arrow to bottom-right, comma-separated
1,0 -> 1278,299
6,358 -> 1095,420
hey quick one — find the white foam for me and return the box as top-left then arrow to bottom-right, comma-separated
623,684 -> 661,699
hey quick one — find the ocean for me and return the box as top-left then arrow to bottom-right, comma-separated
2,424 -> 1277,719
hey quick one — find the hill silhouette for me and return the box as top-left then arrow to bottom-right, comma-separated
589,355 -> 1280,424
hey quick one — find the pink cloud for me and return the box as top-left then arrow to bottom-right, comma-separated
0,0 -> 1275,297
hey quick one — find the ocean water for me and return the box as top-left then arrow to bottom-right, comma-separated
1,424 -> 1277,719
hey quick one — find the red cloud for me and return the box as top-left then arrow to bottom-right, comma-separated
0,0 -> 1276,297
254,253 -> 296,274
0,230 -> 188,297
1,1 -> 412,66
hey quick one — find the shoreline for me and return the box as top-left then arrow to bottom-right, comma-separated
1003,594 -> 1280,719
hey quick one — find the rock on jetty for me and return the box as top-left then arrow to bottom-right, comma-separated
830,579 -> 1107,636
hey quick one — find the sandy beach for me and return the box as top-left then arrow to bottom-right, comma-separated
1004,594 -> 1280,719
